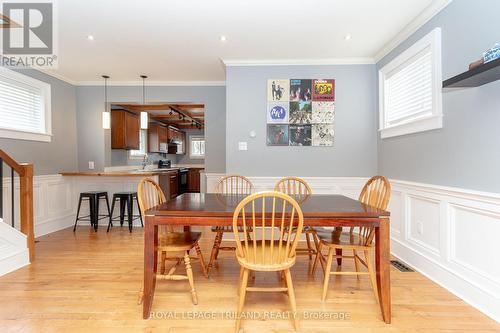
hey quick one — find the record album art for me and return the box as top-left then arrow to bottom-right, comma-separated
267,79 -> 290,102
267,102 -> 289,124
267,79 -> 334,146
312,79 -> 335,101
289,101 -> 312,124
289,79 -> 312,102
289,125 -> 312,146
312,124 -> 334,146
267,124 -> 289,146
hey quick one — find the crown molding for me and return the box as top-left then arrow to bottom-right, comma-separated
76,80 -> 225,87
33,68 -> 79,86
222,58 -> 375,66
373,0 -> 452,63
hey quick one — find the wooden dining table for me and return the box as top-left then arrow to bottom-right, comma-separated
143,193 -> 391,323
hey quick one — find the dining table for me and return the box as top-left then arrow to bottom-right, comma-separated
142,193 -> 392,323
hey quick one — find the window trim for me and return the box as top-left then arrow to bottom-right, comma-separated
378,27 -> 442,139
0,67 -> 52,142
129,129 -> 147,159
189,135 -> 205,159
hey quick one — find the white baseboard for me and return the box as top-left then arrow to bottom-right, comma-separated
0,246 -> 29,276
204,173 -> 500,323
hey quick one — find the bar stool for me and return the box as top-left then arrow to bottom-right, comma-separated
73,191 -> 111,232
107,192 -> 143,232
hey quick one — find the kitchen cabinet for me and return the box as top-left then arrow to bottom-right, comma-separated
167,127 -> 186,154
111,110 -> 140,150
158,170 -> 179,200
168,172 -> 178,199
148,123 -> 168,153
187,168 -> 203,192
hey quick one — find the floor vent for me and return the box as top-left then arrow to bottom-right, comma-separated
391,260 -> 414,272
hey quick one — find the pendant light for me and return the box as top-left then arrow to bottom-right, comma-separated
102,75 -> 110,129
140,75 -> 148,129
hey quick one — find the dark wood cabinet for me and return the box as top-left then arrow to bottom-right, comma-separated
187,168 -> 203,192
148,123 -> 168,153
167,127 -> 186,155
169,172 -> 178,198
111,110 -> 140,150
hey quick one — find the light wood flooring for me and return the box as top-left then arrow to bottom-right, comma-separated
0,227 -> 498,333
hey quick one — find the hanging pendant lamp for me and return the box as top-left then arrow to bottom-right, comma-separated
102,75 -> 110,129
140,75 -> 148,129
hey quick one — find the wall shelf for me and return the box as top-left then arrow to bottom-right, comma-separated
442,57 -> 500,88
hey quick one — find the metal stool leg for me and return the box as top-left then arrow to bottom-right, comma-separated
119,198 -> 126,226
73,194 -> 84,232
93,195 -> 100,232
107,195 -> 117,232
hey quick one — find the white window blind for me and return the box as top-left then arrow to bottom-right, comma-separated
384,48 -> 432,126
378,27 -> 442,139
0,67 -> 51,141
189,136 -> 205,158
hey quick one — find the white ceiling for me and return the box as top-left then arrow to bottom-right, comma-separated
48,0 -> 447,84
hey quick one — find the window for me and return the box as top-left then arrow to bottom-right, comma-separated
0,67 -> 51,142
130,129 -> 147,157
379,27 -> 442,139
189,136 -> 205,159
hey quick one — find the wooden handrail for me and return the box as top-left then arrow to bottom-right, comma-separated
0,150 -> 25,176
0,150 -> 34,261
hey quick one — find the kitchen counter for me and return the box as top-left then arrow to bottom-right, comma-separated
60,170 -> 178,177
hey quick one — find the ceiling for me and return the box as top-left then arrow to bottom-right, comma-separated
113,103 -> 205,129
47,0 -> 446,84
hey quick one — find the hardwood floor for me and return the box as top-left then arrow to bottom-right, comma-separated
0,227 -> 498,333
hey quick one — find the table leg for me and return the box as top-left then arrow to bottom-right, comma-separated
143,215 -> 156,319
375,217 -> 391,324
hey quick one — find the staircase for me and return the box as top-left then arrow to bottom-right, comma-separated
0,150 -> 34,276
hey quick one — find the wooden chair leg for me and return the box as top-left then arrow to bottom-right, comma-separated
194,243 -> 208,278
214,230 -> 223,260
184,251 -> 198,305
160,251 -> 167,274
235,268 -> 249,333
364,250 -> 379,305
305,231 -> 313,260
321,247 -> 334,302
284,268 -> 299,330
311,242 -> 323,275
237,266 -> 244,295
208,231 -> 221,274
353,249 -> 360,280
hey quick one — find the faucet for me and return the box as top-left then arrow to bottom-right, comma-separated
141,154 -> 149,170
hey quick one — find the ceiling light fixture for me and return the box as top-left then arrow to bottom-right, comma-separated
101,75 -> 110,129
220,35 -> 227,42
140,75 -> 148,129
344,34 -> 352,41
87,35 -> 94,41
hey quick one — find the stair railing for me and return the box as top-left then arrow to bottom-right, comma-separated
0,149 -> 34,261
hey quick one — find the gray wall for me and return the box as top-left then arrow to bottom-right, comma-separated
225,65 -> 378,176
76,85 -> 225,173
0,69 -> 78,175
177,128 -> 205,165
377,0 -> 500,192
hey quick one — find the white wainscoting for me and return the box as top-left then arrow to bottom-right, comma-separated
205,173 -> 500,322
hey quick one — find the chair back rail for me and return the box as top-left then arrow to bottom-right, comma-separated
274,176 -> 312,200
137,178 -> 174,233
232,191 -> 304,266
355,175 -> 391,245
0,150 -> 34,261
215,174 -> 254,195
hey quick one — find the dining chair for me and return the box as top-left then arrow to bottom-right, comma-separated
137,178 -> 207,305
274,177 -> 318,260
233,191 -> 304,332
208,174 -> 254,274
312,176 -> 391,308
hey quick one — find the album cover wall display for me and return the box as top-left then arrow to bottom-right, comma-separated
267,79 -> 335,146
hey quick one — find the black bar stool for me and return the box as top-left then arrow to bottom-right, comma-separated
107,192 -> 143,232
73,191 -> 111,232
